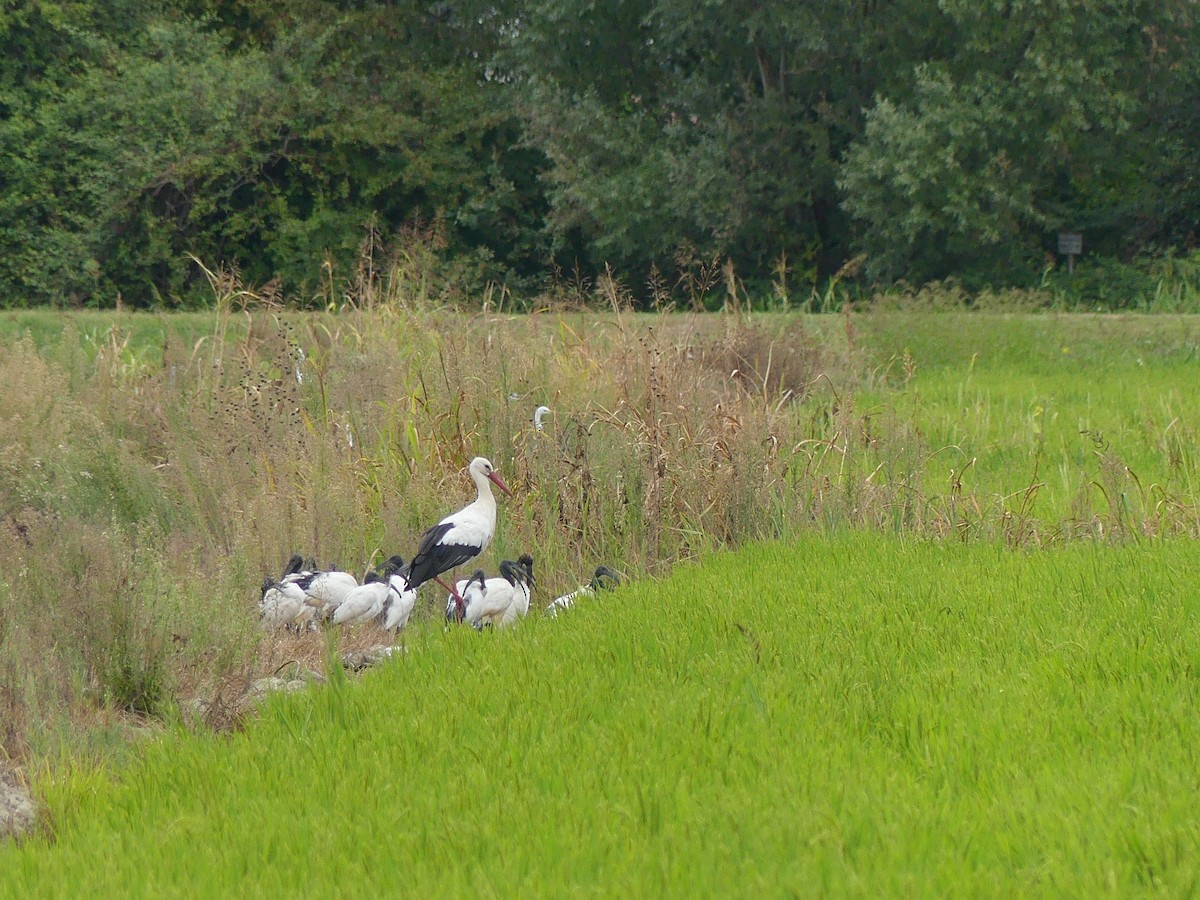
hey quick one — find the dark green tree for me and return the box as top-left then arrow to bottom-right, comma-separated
839,0 -> 1200,286
484,0 -> 954,296
0,0 -> 547,306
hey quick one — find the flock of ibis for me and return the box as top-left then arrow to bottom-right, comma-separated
258,455 -> 621,635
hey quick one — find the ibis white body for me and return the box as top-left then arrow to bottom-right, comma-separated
332,577 -> 388,626
545,585 -> 589,616
381,576 -> 418,633
454,572 -> 518,628
546,565 -> 621,616
330,557 -> 406,626
299,570 -> 360,619
497,579 -> 531,628
260,580 -> 311,630
447,555 -> 533,629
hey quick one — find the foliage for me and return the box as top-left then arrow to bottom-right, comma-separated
0,1 -> 547,307
490,0 -> 954,293
839,0 -> 1200,286
2,1 -> 1199,304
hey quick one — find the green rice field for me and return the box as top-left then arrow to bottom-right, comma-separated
5,534 -> 1200,895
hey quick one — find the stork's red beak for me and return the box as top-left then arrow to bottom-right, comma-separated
488,471 -> 513,498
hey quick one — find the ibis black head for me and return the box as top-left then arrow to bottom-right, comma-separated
449,570 -> 487,624
517,553 -> 535,585
260,577 -> 276,598
499,561 -> 532,588
379,555 -> 405,577
592,565 -> 621,591
281,554 -> 305,578
363,571 -> 381,585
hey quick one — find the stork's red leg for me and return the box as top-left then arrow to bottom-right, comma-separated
435,575 -> 466,622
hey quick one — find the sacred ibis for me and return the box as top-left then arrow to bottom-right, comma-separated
546,565 -> 621,616
381,569 -> 418,634
446,554 -> 534,629
331,557 -> 407,627
259,578 -> 310,630
259,554 -> 316,630
295,567 -> 360,620
497,553 -> 534,627
445,569 -> 489,627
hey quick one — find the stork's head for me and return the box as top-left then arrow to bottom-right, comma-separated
469,456 -> 513,498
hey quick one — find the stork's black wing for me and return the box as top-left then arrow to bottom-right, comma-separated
406,523 -> 482,589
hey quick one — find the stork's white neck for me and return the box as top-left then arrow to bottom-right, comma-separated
469,466 -> 496,505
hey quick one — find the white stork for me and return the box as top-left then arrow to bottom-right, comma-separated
405,456 -> 512,619
446,554 -> 534,629
546,565 -> 621,616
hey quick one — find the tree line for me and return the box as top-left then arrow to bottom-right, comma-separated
2,0 -> 1197,308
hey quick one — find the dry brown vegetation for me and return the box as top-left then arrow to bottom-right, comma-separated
0,294 -> 870,761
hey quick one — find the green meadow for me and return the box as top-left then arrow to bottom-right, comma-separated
853,313 -> 1200,532
3,305 -> 1200,892
5,535 -> 1200,895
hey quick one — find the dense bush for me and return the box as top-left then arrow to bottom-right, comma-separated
0,2 -> 549,307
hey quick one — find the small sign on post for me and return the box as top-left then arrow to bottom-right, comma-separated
1058,231 -> 1083,274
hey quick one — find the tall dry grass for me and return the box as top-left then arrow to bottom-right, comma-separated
0,293 -> 852,758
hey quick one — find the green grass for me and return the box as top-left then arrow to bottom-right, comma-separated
847,313 -> 1200,530
6,533 -> 1200,895
0,308 -> 241,361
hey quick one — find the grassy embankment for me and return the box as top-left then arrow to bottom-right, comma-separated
4,533 -> 1199,895
1,304 -> 1199,763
